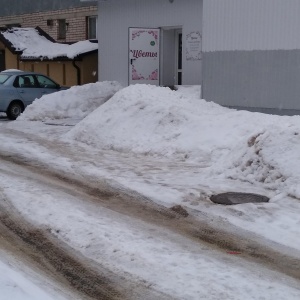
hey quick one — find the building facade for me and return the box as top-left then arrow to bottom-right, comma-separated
97,0 -> 203,88
97,0 -> 300,115
0,0 -> 97,43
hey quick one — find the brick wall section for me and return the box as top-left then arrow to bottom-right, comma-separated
0,6 -> 97,43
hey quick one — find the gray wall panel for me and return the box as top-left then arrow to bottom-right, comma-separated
203,0 -> 300,51
202,50 -> 300,111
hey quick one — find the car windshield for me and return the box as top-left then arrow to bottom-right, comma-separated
0,74 -> 11,84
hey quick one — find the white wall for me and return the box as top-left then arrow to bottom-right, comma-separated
203,0 -> 300,52
98,0 -> 202,86
202,0 -> 300,113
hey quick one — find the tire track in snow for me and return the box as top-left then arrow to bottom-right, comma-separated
0,193 -> 174,300
0,153 -> 300,284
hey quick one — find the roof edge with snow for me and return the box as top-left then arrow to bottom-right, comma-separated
0,26 -> 98,61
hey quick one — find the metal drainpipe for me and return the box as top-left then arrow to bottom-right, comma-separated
72,60 -> 81,85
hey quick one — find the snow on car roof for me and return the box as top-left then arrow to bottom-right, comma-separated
2,69 -> 24,72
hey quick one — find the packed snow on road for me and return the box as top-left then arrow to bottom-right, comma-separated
0,82 -> 300,299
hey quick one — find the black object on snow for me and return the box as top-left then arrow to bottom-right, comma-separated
210,192 -> 269,205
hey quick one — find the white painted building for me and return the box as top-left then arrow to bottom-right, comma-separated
97,0 -> 203,87
98,0 -> 300,114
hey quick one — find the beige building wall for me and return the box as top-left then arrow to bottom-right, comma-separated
19,60 -> 79,86
0,42 -> 19,70
81,53 -> 98,84
0,40 -> 97,87
18,59 -> 95,87
65,63 -> 78,87
0,6 -> 97,43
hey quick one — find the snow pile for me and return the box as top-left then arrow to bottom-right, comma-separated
1,27 -> 98,59
18,82 -> 300,195
2,69 -> 23,72
64,83 -> 300,194
66,84 -> 231,161
220,120 -> 300,197
175,85 -> 201,99
18,81 -> 122,121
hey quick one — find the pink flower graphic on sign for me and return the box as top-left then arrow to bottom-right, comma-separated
132,65 -> 145,80
147,69 -> 158,80
132,65 -> 158,81
132,30 -> 146,40
132,29 -> 159,42
147,30 -> 159,41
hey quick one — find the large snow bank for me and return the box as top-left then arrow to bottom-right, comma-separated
18,81 -> 122,121
219,120 -> 300,198
64,84 -> 300,195
66,84 -> 230,161
18,81 -> 300,196
65,84 -> 273,162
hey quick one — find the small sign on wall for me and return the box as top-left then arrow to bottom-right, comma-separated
186,31 -> 202,61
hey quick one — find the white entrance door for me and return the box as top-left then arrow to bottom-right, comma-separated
129,28 -> 160,85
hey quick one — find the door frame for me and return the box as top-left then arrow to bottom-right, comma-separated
160,26 -> 183,87
128,27 -> 160,86
175,29 -> 182,85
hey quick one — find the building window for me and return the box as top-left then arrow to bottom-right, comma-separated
87,16 -> 97,40
58,19 -> 66,40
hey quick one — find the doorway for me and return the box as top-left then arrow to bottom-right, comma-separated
176,30 -> 182,85
161,27 -> 182,87
127,27 -> 183,87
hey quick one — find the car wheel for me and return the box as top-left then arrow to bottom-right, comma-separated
6,102 -> 23,120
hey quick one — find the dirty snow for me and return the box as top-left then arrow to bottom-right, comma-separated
0,253 -> 70,300
15,83 -> 300,250
18,81 -> 122,121
1,82 -> 300,299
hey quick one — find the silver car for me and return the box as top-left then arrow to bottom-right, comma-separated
0,70 -> 67,120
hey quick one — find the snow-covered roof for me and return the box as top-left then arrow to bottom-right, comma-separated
0,27 -> 98,60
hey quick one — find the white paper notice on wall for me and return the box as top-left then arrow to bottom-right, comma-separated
186,31 -> 202,61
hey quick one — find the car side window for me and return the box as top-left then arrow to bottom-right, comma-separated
15,75 -> 37,88
13,77 -> 20,87
36,75 -> 58,88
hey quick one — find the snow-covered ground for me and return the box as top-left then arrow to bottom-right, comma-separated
1,82 -> 300,299
16,82 -> 300,249
0,259 -> 55,300
0,249 -> 71,300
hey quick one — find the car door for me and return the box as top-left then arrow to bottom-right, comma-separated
14,75 -> 42,106
35,74 -> 60,96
